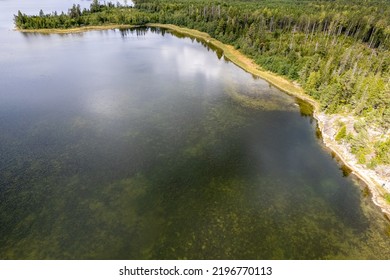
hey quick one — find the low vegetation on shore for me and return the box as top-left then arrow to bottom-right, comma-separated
14,0 -> 390,176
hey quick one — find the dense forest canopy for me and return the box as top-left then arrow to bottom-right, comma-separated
14,0 -> 390,166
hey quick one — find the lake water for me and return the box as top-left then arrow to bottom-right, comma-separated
1,0 -> 390,259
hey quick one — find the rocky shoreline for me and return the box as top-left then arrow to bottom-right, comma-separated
315,112 -> 390,218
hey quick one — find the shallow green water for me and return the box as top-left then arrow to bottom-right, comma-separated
1,0 -> 390,260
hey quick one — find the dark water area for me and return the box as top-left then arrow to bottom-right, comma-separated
1,0 -> 390,259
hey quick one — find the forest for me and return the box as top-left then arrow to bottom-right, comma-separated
14,0 -> 390,167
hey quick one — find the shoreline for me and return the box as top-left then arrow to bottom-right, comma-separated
16,24 -> 136,34
149,24 -> 390,217
16,23 -> 390,217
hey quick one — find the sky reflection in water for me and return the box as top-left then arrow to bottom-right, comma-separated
1,0 -> 390,260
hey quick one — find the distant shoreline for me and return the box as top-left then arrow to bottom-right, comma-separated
16,24 -> 136,34
16,23 -> 390,217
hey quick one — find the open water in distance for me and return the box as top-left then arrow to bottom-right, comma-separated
1,0 -> 390,259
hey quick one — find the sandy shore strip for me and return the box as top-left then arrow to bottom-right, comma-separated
148,23 -> 390,217
16,23 -> 390,217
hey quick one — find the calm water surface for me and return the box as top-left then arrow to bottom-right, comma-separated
1,0 -> 390,259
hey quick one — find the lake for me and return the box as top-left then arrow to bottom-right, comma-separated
1,0 -> 390,259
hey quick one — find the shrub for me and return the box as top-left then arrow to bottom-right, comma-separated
335,125 -> 347,142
